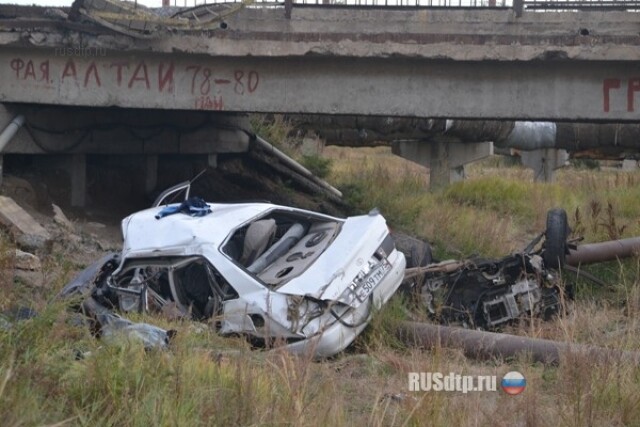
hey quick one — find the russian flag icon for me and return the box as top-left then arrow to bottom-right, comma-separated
501,371 -> 526,395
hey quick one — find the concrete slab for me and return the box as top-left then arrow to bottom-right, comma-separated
0,195 -> 51,250
2,49 -> 640,120
2,7 -> 640,120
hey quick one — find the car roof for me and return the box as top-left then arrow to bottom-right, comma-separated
121,202 -> 277,253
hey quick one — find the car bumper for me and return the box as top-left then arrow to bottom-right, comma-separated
284,250 -> 406,358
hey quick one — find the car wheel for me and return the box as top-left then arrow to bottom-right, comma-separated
543,208 -> 569,269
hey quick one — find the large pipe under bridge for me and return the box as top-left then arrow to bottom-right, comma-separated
286,116 -> 640,187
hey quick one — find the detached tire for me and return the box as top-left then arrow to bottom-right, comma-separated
409,241 -> 433,272
544,208 -> 569,269
392,232 -> 433,294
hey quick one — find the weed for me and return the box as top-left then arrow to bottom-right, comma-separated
250,114 -> 299,156
301,155 -> 333,179
1,147 -> 640,426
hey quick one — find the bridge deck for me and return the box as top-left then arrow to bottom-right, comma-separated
1,5 -> 639,120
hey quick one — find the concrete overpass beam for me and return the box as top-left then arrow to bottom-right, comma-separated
4,49 -> 640,121
178,128 -> 250,154
520,148 -> 569,182
392,140 -> 493,190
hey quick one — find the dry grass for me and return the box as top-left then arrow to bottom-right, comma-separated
2,147 -> 640,426
326,146 -> 640,256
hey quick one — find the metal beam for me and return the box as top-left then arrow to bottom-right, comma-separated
3,49 -> 640,120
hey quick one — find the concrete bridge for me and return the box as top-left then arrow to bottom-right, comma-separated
1,1 -> 640,204
1,2 -> 640,120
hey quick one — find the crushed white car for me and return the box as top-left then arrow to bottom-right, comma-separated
62,185 -> 406,357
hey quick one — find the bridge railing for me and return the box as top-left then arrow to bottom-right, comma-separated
162,0 -> 640,10
525,1 -> 640,10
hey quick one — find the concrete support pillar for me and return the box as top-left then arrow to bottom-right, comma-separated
207,154 -> 218,169
145,155 -> 158,194
300,135 -> 323,156
392,140 -> 493,190
69,154 -> 86,207
520,148 -> 568,182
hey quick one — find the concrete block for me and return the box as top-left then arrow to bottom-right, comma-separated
52,203 -> 74,231
0,196 -> 51,251
14,249 -> 41,271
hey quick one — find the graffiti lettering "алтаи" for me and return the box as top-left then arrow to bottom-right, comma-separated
10,58 -> 179,92
9,57 -> 260,110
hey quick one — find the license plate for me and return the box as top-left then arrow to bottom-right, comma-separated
354,261 -> 391,302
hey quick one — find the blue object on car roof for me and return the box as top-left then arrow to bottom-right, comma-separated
155,197 -> 212,220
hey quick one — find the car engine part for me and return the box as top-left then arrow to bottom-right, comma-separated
418,254 -> 561,329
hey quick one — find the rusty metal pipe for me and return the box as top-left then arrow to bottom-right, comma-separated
566,237 -> 640,266
254,135 -> 342,198
0,115 -> 25,152
285,115 -> 445,146
446,121 -> 640,154
397,321 -> 640,365
283,115 -> 640,158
